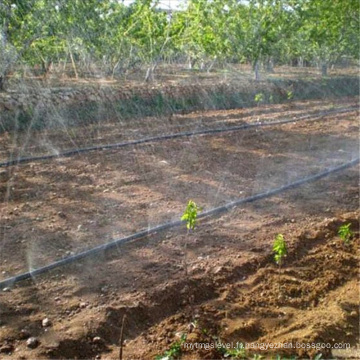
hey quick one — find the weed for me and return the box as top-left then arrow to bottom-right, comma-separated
273,234 -> 287,266
338,223 -> 353,244
287,90 -> 293,100
252,355 -> 264,360
223,343 -> 247,359
155,334 -> 187,360
201,327 -> 208,335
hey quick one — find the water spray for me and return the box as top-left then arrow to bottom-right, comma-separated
0,106 -> 356,168
0,157 -> 358,289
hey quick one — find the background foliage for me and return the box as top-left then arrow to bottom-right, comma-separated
0,0 -> 358,87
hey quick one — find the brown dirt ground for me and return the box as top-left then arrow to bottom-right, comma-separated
8,64 -> 359,91
0,97 -> 359,360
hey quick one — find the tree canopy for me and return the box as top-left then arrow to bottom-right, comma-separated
0,0 -> 358,85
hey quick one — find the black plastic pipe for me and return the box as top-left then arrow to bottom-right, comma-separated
0,106 -> 356,168
0,157 -> 358,289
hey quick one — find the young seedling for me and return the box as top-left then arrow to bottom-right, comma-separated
181,200 -> 201,317
155,334 -> 187,360
254,93 -> 264,107
338,223 -> 353,245
223,343 -> 247,359
181,200 -> 201,231
273,356 -> 297,360
273,234 -> 287,266
252,355 -> 264,360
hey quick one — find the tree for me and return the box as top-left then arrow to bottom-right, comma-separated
295,0 -> 359,75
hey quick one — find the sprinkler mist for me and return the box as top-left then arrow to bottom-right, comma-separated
0,1 -> 359,358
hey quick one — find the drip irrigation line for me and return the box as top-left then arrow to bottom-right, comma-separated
0,106 -> 357,168
0,157 -> 358,289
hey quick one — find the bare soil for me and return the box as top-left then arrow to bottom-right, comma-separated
0,97 -> 359,359
8,64 -> 360,91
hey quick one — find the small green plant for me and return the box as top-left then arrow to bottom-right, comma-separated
155,334 -> 186,360
201,327 -> 208,335
254,92 -> 264,106
252,355 -> 264,360
273,356 -> 297,360
223,343 -> 246,359
338,223 -> 353,244
287,90 -> 293,100
181,200 -> 201,231
273,234 -> 287,265
181,200 -> 201,317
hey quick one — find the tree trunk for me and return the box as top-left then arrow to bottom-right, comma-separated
42,60 -> 53,79
188,57 -> 196,70
111,59 -> 121,79
206,58 -> 216,73
266,57 -> 274,73
321,62 -> 328,76
144,63 -> 157,82
298,57 -> 303,67
0,76 -> 5,91
69,48 -> 78,79
254,60 -> 260,81
144,67 -> 153,82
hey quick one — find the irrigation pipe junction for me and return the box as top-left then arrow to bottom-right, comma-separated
0,157 -> 358,289
0,106 -> 357,168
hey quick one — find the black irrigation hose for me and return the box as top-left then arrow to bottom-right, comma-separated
0,106 -> 357,168
0,157 -> 358,289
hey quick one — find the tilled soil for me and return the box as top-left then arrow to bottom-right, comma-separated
0,97 -> 359,359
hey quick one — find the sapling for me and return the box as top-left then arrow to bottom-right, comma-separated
254,93 -> 264,107
338,223 -> 353,245
181,200 -> 200,231
181,200 -> 201,316
181,199 -> 201,272
273,234 -> 287,266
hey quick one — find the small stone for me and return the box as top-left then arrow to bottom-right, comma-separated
79,302 -> 87,309
2,287 -> 10,292
93,336 -> 103,344
57,212 -> 66,219
26,337 -> 40,349
42,318 -> 51,327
